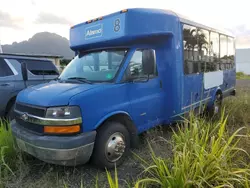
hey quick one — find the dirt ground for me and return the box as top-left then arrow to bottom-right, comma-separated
5,80 -> 250,188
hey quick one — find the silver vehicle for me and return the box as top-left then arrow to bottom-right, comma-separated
0,53 -> 59,119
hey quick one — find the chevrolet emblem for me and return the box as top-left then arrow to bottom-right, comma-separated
21,113 -> 28,121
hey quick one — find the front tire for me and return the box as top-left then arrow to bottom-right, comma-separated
91,121 -> 130,169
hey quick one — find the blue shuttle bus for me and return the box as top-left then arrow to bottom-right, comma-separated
11,8 -> 236,168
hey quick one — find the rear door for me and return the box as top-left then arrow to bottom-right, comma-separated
125,48 -> 165,132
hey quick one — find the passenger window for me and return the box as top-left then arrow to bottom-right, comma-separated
126,49 -> 157,80
228,37 -> 235,69
220,35 -> 228,70
197,29 -> 210,72
0,58 -> 14,77
209,32 -> 219,71
183,24 -> 199,74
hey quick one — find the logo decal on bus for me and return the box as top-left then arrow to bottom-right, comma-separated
114,18 -> 120,32
85,24 -> 103,40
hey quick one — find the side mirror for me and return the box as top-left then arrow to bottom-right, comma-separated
142,49 -> 156,75
21,62 -> 28,81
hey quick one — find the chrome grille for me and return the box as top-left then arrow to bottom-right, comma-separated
15,103 -> 46,117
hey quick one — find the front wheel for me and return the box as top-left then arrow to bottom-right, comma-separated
91,121 -> 130,169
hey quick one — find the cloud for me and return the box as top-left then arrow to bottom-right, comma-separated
225,25 -> 250,48
35,12 -> 73,25
0,10 -> 23,29
228,25 -> 250,37
31,0 -> 36,6
236,35 -> 250,49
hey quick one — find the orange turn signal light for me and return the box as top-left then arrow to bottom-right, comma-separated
44,125 -> 80,134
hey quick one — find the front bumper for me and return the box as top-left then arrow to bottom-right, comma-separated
11,120 -> 96,166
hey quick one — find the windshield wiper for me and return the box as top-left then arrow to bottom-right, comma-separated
67,77 -> 93,84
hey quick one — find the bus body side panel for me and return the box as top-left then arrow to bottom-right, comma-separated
176,23 -> 205,116
222,67 -> 236,97
169,19 -> 185,120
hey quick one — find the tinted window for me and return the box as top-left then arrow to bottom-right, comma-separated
18,59 -> 59,75
183,24 -> 199,74
228,37 -> 235,69
219,35 -> 228,70
0,58 -> 14,77
126,49 -> 157,79
209,32 -> 219,71
197,29 -> 210,72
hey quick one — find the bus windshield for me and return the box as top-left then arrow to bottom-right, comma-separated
59,49 -> 128,82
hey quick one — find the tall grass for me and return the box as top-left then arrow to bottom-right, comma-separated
223,90 -> 250,125
0,119 -> 24,186
0,119 -> 17,167
135,110 -> 250,188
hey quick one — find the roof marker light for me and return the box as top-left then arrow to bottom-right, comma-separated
121,9 -> 128,13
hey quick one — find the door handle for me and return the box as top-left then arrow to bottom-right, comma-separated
0,83 -> 10,87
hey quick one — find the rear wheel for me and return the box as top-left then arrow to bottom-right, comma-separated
208,93 -> 222,118
91,121 -> 130,169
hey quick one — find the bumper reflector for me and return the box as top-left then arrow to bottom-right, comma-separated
44,125 -> 80,134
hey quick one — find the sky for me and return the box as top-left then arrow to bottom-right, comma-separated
0,0 -> 250,48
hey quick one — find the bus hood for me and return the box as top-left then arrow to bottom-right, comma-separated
16,81 -> 100,107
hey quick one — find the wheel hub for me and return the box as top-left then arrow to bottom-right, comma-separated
105,132 -> 126,162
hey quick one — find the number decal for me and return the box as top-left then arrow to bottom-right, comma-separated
114,18 -> 120,32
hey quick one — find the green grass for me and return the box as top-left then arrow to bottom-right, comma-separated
0,119 -> 29,187
0,119 -> 17,185
134,110 -> 250,188
236,72 -> 250,80
0,120 -> 17,168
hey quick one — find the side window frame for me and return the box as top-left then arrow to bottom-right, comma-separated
0,58 -> 14,78
123,48 -> 158,82
219,34 -> 228,71
227,36 -> 235,69
182,24 -> 200,75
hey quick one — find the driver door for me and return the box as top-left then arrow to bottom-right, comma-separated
125,49 -> 165,132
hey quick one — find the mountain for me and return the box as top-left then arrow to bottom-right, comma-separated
2,32 -> 74,59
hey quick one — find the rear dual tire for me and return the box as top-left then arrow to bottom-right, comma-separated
207,93 -> 223,118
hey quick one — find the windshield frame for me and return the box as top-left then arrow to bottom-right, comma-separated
59,47 -> 130,83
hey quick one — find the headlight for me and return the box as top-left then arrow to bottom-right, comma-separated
45,106 -> 81,119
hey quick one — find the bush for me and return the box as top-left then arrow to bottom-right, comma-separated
134,111 -> 250,188
236,72 -> 250,79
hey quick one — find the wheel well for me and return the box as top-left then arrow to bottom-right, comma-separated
5,96 -> 16,116
99,113 -> 139,148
